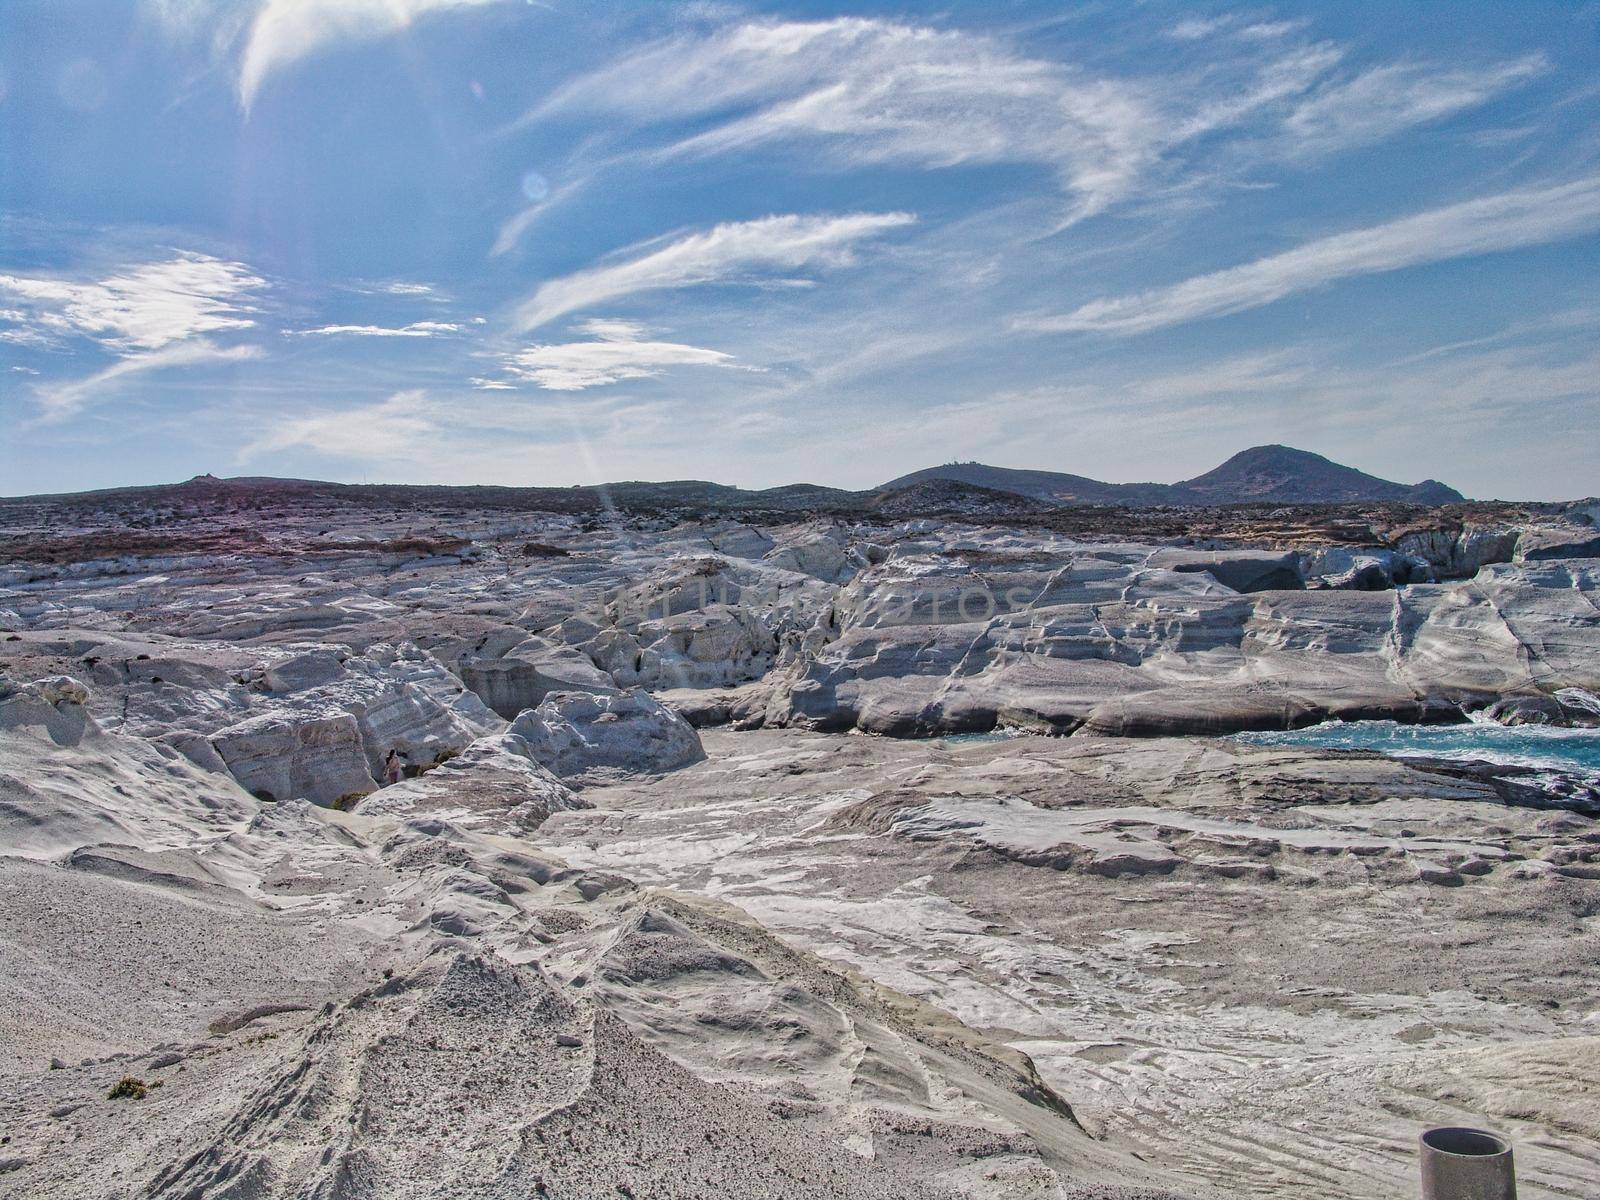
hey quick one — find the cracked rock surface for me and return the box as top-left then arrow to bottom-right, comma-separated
1,488 -> 1597,1198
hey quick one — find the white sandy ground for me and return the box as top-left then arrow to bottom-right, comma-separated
0,701 -> 1193,1199
4,699 -> 1597,1196
537,730 -> 1600,1199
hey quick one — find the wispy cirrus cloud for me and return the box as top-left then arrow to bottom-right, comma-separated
1166,16 -> 1232,41
1020,174 -> 1600,336
1283,54 -> 1548,155
524,16 -> 1548,229
240,388 -> 438,462
528,18 -> 1304,225
34,340 -> 262,424
491,175 -> 593,258
147,0 -> 505,110
1168,15 -> 1309,42
0,252 -> 265,352
287,320 -> 461,338
240,0 -> 505,109
488,318 -> 739,390
3,250 -> 267,424
512,211 -> 915,331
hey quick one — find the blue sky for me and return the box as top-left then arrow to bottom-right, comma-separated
2,0 -> 1598,499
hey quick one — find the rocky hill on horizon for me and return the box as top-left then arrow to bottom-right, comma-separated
883,448 -> 1465,508
882,444 -> 1466,507
0,444 -> 1476,525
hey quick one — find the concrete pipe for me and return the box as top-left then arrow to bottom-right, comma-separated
1419,1127 -> 1516,1200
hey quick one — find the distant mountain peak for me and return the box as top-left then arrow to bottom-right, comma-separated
879,445 -> 1464,507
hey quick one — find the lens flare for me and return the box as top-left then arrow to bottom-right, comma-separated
520,170 -> 550,203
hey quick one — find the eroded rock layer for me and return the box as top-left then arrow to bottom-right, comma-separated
1,486 -> 1597,1199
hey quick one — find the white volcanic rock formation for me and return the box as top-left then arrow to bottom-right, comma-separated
1143,547 -> 1306,592
353,733 -> 587,834
509,688 -> 705,780
0,633 -> 498,806
0,672 -> 1154,1200
536,727 -> 1600,1199
557,552 -> 833,691
2,488 -> 1599,1199
751,549 -> 1600,737
450,634 -> 618,719
4,504 -> 1599,746
1303,545 -> 1435,590
762,523 -> 865,583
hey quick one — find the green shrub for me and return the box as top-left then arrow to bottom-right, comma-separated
107,1076 -> 148,1100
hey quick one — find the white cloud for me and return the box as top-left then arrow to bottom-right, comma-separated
33,340 -> 262,424
1167,17 -> 1231,41
241,389 -> 438,462
0,319 -> 57,349
148,1 -> 504,109
0,252 -> 265,352
236,0 -> 502,109
287,320 -> 461,337
1284,54 -> 1547,154
1020,174 -> 1600,336
529,18 -> 1345,225
382,281 -> 437,296
1238,20 -> 1310,41
527,17 -> 1544,227
490,176 -> 591,257
512,211 -> 915,331
495,318 -> 738,390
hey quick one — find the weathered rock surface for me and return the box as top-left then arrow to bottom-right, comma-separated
452,636 -> 617,719
0,633 -> 498,805
1482,691 -> 1600,728
354,733 -> 587,834
755,556 -> 1600,736
0,683 -> 1146,1200
2,478 -> 1599,1200
509,688 -> 706,780
539,728 -> 1600,1200
1304,546 -> 1434,589
1144,547 -> 1305,592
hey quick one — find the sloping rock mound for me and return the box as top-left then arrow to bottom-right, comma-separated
354,734 -> 587,834
571,893 -> 1099,1164
0,635 -> 499,805
138,951 -> 979,1200
0,673 -> 95,745
762,526 -> 863,583
510,688 -> 705,779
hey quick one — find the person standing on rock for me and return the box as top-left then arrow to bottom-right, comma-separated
382,749 -> 405,786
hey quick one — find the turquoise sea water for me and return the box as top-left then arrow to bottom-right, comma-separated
938,730 -> 1025,745
939,692 -> 1600,788
1237,707 -> 1600,782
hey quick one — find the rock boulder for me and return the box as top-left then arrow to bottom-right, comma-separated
509,688 -> 705,779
